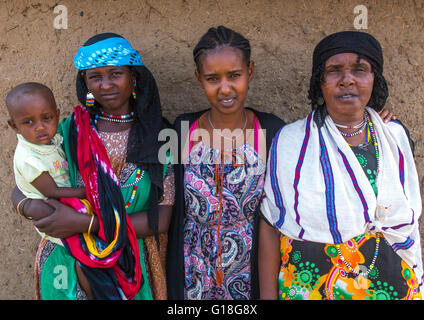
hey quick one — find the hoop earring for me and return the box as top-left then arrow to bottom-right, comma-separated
86,91 -> 95,107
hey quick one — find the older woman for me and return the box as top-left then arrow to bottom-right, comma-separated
259,31 -> 422,300
12,33 -> 174,300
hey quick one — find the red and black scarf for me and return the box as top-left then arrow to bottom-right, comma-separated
61,105 -> 142,299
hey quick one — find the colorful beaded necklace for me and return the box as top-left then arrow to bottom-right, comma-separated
122,169 -> 145,209
365,110 -> 380,173
97,109 -> 134,123
336,233 -> 381,277
337,109 -> 381,277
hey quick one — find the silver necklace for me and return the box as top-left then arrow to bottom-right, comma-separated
336,113 -> 367,137
121,170 -> 145,188
334,120 -> 365,129
208,110 -> 248,141
338,121 -> 367,137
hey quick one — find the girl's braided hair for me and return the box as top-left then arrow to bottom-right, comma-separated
193,25 -> 251,70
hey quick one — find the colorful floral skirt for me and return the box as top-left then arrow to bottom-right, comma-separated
278,233 -> 421,300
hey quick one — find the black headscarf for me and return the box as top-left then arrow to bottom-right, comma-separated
309,31 -> 389,124
74,33 -> 164,246
312,31 -> 384,75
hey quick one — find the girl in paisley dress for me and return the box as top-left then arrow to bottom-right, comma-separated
167,26 -> 285,300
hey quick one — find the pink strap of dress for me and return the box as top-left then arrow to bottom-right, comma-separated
253,114 -> 259,153
188,114 -> 259,154
188,119 -> 199,155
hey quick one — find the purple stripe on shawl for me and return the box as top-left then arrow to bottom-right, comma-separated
292,113 -> 313,239
337,148 -> 370,223
392,237 -> 415,252
270,127 -> 286,229
318,129 -> 342,244
398,146 -> 405,193
382,209 -> 415,231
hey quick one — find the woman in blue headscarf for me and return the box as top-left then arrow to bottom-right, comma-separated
12,33 -> 174,300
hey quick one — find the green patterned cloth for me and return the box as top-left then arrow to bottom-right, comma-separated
350,127 -> 378,196
37,116 -> 170,300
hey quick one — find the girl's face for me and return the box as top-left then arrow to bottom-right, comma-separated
195,46 -> 254,115
321,52 -> 374,121
83,66 -> 135,114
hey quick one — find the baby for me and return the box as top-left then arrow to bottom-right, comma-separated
6,82 -> 85,245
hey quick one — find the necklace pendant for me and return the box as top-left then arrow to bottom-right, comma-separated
216,268 -> 224,286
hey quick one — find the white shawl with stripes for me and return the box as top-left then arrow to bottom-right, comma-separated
261,107 -> 423,288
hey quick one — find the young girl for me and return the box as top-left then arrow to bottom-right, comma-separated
7,82 -> 85,245
167,25 -> 285,300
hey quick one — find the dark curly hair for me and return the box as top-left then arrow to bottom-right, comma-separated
308,54 -> 389,112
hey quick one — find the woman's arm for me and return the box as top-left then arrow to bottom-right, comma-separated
12,183 -> 173,239
11,186 -> 52,221
258,216 -> 281,300
33,198 -> 99,238
129,205 -> 172,238
11,186 -> 98,238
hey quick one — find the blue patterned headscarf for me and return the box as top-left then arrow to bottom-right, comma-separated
73,36 -> 143,70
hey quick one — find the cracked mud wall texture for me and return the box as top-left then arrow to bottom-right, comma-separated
0,0 -> 423,299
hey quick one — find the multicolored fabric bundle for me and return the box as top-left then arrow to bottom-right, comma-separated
60,105 -> 142,299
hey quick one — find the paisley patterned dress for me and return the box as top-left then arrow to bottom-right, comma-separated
183,120 -> 266,300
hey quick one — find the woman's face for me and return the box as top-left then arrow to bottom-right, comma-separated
195,46 -> 254,116
84,66 -> 135,114
321,52 -> 374,121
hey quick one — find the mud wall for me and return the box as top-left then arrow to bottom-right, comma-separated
0,0 -> 423,299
